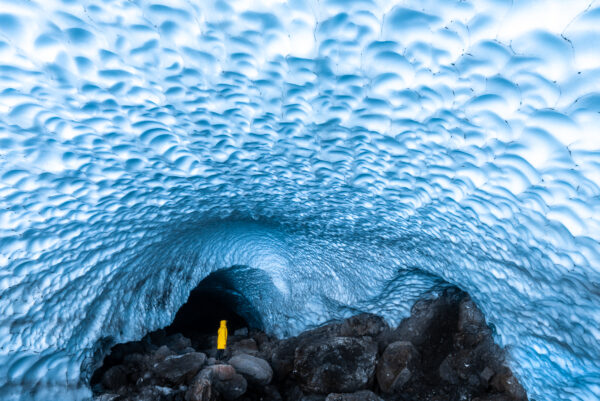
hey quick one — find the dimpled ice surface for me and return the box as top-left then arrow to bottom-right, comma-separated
0,0 -> 599,400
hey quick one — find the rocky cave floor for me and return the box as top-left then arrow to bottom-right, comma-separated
91,287 -> 528,401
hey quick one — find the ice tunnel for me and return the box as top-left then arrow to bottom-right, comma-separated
0,0 -> 599,400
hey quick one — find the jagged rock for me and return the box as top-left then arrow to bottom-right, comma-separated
490,368 -> 528,401
293,336 -> 377,394
382,292 -> 461,350
192,364 -> 247,400
101,365 -> 129,391
325,390 -> 383,401
165,333 -> 193,353
339,314 -> 389,338
186,377 -> 214,401
153,345 -> 176,362
252,331 -> 277,360
439,350 -> 470,385
271,336 -> 301,381
455,297 -> 491,348
153,352 -> 207,384
376,340 -> 420,393
214,373 -> 248,400
229,354 -> 273,385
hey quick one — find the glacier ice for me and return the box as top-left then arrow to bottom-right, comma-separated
0,0 -> 599,399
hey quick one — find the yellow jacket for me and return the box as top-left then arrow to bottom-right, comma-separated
217,320 -> 228,350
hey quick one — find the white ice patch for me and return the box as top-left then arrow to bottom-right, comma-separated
0,0 -> 599,400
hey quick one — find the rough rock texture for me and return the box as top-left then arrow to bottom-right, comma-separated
214,373 -> 248,400
339,314 -> 389,338
153,352 -> 207,384
92,287 -> 527,401
376,341 -> 420,393
293,336 -> 378,394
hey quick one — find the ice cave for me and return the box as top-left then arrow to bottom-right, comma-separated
0,0 -> 599,400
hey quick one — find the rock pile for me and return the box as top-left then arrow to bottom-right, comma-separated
91,287 -> 527,401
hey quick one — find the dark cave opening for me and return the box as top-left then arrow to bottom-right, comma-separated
90,266 -> 260,391
163,281 -> 250,349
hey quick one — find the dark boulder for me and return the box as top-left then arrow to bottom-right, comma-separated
271,336 -> 301,381
490,367 -> 528,401
455,297 -> 492,348
213,373 -> 248,400
293,336 -> 377,394
153,352 -> 206,384
165,333 -> 193,353
153,345 -> 176,363
229,354 -> 273,385
376,340 -> 420,393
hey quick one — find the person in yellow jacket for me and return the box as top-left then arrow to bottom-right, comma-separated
216,320 -> 228,360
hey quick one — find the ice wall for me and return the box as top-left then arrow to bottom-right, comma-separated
0,0 -> 599,400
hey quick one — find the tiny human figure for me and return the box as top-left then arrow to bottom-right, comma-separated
216,320 -> 228,360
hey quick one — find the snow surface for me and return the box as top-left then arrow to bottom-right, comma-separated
0,0 -> 599,399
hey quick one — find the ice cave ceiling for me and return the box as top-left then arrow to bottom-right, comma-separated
0,0 -> 599,400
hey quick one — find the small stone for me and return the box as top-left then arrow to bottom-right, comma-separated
229,353 -> 273,385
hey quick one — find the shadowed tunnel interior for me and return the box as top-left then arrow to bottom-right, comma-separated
164,266 -> 261,344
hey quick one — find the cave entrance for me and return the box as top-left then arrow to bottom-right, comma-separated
89,266 -> 265,390
162,266 -> 262,349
